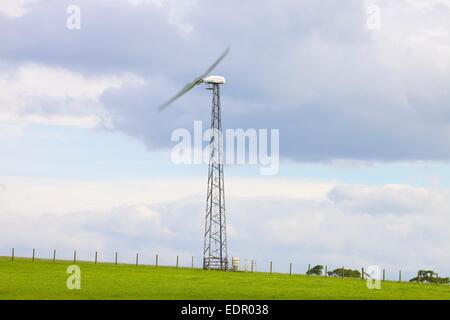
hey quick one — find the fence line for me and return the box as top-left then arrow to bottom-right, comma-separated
4,247 -> 442,282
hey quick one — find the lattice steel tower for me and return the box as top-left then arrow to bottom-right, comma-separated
156,48 -> 230,271
203,82 -> 228,271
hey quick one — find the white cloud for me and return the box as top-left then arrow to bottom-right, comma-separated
127,0 -> 197,33
0,176 -> 332,216
328,184 -> 434,215
0,63 -> 143,132
0,0 -> 38,18
1,176 -> 449,277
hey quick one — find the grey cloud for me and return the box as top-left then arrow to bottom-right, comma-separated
99,0 -> 450,162
2,0 -> 450,162
21,94 -> 98,117
0,0 -> 185,74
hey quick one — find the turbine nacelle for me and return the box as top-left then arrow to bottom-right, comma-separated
202,75 -> 226,85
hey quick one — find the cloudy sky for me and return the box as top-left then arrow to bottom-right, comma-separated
1,0 -> 450,278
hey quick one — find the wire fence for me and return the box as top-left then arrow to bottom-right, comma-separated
3,247 -> 447,284
5,247 -> 201,269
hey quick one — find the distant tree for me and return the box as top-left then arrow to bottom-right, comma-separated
306,265 -> 323,276
327,268 -> 361,278
409,270 -> 449,284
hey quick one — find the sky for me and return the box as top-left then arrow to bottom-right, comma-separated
1,0 -> 450,278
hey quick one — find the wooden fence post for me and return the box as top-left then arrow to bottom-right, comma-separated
11,248 -> 14,261
383,269 -> 385,281
73,250 -> 77,264
269,261 -> 273,274
95,251 -> 98,264
32,248 -> 35,262
53,249 -> 56,263
156,254 -> 159,267
325,265 -> 327,277
136,253 -> 139,266
361,268 -> 364,280
176,255 -> 179,268
289,262 -> 292,275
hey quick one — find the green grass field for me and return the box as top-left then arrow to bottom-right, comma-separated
1,256 -> 449,300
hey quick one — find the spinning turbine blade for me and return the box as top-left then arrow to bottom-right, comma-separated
199,46 -> 230,79
158,47 -> 230,112
158,80 -> 198,112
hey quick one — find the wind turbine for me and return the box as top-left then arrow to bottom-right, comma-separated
158,47 -> 230,271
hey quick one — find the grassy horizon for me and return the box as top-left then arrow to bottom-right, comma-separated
1,256 -> 449,300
